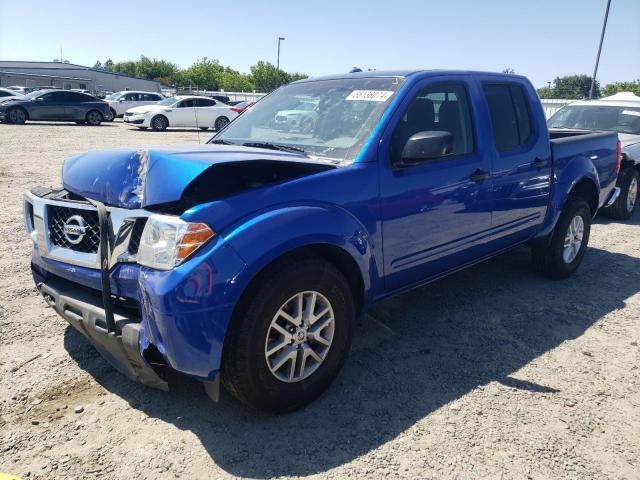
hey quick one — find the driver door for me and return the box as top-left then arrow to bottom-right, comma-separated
172,98 -> 196,126
379,78 -> 493,291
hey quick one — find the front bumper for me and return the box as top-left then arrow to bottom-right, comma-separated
123,114 -> 148,126
36,274 -> 168,390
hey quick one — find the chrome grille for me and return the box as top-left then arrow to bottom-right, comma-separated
47,205 -> 100,253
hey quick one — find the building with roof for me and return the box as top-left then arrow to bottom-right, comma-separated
0,61 -> 161,94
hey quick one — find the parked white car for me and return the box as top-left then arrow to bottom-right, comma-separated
0,87 -> 20,101
105,91 -> 164,120
123,95 -> 238,131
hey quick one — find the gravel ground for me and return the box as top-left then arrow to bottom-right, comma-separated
1,121 -> 639,480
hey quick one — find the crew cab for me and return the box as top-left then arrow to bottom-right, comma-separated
24,70 -> 621,412
549,91 -> 640,219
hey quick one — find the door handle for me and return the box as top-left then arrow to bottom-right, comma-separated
532,158 -> 548,168
469,169 -> 491,182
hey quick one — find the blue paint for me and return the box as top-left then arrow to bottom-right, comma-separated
30,70 -> 620,382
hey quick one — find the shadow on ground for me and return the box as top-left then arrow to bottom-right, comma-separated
64,245 -> 640,477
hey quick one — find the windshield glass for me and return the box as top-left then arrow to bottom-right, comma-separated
211,77 -> 405,163
549,105 -> 640,135
158,96 -> 179,106
105,92 -> 122,100
22,91 -> 45,100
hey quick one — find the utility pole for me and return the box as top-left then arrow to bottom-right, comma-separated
275,36 -> 285,89
589,0 -> 611,99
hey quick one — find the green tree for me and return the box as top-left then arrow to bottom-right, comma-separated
93,60 -> 103,69
103,59 -> 115,72
551,74 -> 599,99
536,87 -> 554,99
250,61 -> 306,92
602,80 -> 640,97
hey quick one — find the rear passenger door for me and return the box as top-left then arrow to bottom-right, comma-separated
193,98 -> 217,126
479,80 -> 552,243
63,92 -> 92,120
380,78 -> 493,291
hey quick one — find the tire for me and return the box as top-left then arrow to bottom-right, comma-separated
214,116 -> 229,131
151,115 -> 168,131
85,110 -> 103,126
7,107 -> 27,124
222,258 -> 355,412
106,108 -> 117,122
532,196 -> 591,279
603,167 -> 638,220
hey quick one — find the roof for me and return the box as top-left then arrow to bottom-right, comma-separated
296,69 -> 531,83
0,61 -> 160,84
0,70 -> 92,81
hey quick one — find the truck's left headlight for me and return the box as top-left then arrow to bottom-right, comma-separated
137,215 -> 215,270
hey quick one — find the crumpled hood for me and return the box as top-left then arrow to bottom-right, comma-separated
62,144 -> 327,209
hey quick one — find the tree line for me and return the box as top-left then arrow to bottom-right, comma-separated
93,56 -> 308,93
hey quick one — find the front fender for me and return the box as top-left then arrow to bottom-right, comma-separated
222,204 -> 377,307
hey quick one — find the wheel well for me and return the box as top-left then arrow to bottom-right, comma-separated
569,179 -> 598,216
234,244 -> 365,320
151,114 -> 169,125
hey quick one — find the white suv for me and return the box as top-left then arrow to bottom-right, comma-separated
105,91 -> 164,120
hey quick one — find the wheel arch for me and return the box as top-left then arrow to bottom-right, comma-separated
569,177 -> 599,216
8,105 -> 29,121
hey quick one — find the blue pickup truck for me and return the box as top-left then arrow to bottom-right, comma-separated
24,70 -> 621,412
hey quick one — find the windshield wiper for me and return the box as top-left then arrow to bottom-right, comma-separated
209,139 -> 235,145
242,142 -> 306,154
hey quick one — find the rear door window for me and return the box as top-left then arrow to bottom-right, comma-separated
482,83 -> 534,151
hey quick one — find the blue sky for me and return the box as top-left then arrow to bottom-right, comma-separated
0,0 -> 638,88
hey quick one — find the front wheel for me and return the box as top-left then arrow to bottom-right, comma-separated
532,196 -> 591,279
604,167 -> 638,220
222,258 -> 354,412
106,108 -> 117,122
85,110 -> 103,126
151,115 -> 168,131
7,107 -> 27,124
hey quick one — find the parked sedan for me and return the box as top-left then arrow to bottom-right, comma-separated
123,95 -> 238,131
105,90 -> 164,120
0,87 -> 19,99
0,90 -> 111,125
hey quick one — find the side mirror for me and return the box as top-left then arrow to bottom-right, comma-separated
397,131 -> 453,166
118,98 -> 125,102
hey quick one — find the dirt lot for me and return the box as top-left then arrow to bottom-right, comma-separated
1,121 -> 639,480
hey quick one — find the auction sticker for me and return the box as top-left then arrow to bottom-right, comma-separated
346,90 -> 394,102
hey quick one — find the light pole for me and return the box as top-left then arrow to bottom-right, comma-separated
589,0 -> 611,99
276,36 -> 285,89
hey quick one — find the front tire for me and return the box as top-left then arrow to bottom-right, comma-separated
7,107 -> 27,124
151,115 -> 168,131
222,258 -> 354,412
107,108 -> 117,122
604,167 -> 638,220
532,196 -> 591,279
85,110 -> 103,126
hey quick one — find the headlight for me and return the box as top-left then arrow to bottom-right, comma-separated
137,215 -> 215,270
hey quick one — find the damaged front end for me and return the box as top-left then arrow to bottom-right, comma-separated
26,145 -> 334,398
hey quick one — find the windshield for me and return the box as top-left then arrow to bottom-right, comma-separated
105,92 -> 122,100
549,105 -> 640,135
211,77 -> 405,163
158,96 -> 179,106
21,91 -> 45,100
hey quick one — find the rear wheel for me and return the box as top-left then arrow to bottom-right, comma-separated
532,196 -> 591,279
85,110 -> 103,126
151,115 -> 168,131
222,258 -> 354,412
604,167 -> 638,220
7,107 -> 27,124
214,116 -> 229,131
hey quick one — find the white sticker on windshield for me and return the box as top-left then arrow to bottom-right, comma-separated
346,90 -> 394,102
622,110 -> 640,117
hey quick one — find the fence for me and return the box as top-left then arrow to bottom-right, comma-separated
162,88 -> 266,103
540,98 -> 573,118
